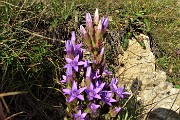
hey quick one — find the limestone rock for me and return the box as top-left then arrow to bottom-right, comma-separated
116,34 -> 180,120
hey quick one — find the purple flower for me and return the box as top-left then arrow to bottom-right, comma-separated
86,13 -> 93,29
89,103 -> 100,112
111,106 -> 121,117
86,82 -> 102,100
65,40 -> 74,55
114,107 -> 121,114
64,55 -> 84,72
65,64 -> 73,82
101,91 -> 116,106
80,25 -> 87,36
110,78 -> 118,85
60,75 -> 66,83
95,80 -> 105,90
78,60 -> 91,68
73,110 -> 87,120
71,31 -> 76,46
93,69 -> 101,79
112,85 -> 130,98
102,69 -> 111,76
63,81 -> 86,102
102,17 -> 109,30
86,66 -> 92,79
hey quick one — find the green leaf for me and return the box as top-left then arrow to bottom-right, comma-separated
122,33 -> 130,51
175,85 -> 180,89
144,18 -> 151,32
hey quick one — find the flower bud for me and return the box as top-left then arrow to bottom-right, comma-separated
94,8 -> 99,25
80,25 -> 93,51
102,17 -> 109,33
86,13 -> 93,29
71,31 -> 76,46
86,66 -> 92,86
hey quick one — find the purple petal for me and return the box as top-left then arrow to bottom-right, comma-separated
68,96 -> 76,102
71,31 -> 76,45
115,107 -> 121,113
100,47 -> 104,56
86,66 -> 92,79
94,88 -> 101,93
77,110 -> 82,116
81,113 -> 87,118
106,92 -> 112,98
74,55 -> 79,62
74,66 -> 78,72
63,64 -> 68,68
77,95 -> 84,101
79,87 -> 87,93
99,82 -> 105,90
123,92 -> 130,95
72,81 -> 77,90
106,102 -> 112,106
88,96 -> 93,100
65,58 -> 72,63
109,98 -> 116,103
66,40 -> 73,54
86,13 -> 93,28
89,82 -> 94,90
80,25 -> 87,35
78,61 -> 85,66
62,89 -> 71,95
102,17 -> 109,30
94,94 -> 101,99
66,65 -> 72,77
112,84 -> 118,90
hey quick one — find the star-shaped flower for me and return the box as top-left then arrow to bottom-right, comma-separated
62,81 -> 86,102
101,91 -> 116,106
73,110 -> 87,120
85,82 -> 102,100
112,85 -> 130,98
64,55 -> 84,72
89,103 -> 100,112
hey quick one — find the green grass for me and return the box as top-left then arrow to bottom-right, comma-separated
0,0 -> 179,119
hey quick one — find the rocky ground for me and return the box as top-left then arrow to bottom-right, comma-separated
116,34 -> 180,120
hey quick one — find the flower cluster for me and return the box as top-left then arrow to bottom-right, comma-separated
61,8 -> 130,119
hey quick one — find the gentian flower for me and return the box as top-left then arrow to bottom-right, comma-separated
114,107 -> 121,114
101,91 -> 116,106
93,69 -> 101,79
66,64 -> 73,82
80,25 -> 93,51
95,80 -> 105,90
110,78 -> 118,90
64,55 -> 84,72
60,75 -> 66,83
89,103 -> 100,112
71,31 -> 76,46
102,17 -> 109,31
65,40 -> 74,55
73,110 -> 87,120
85,82 -> 102,100
112,85 -> 130,98
102,69 -> 111,76
110,106 -> 121,117
86,13 -> 93,29
111,78 -> 118,85
62,81 -> 86,102
78,60 -> 91,68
